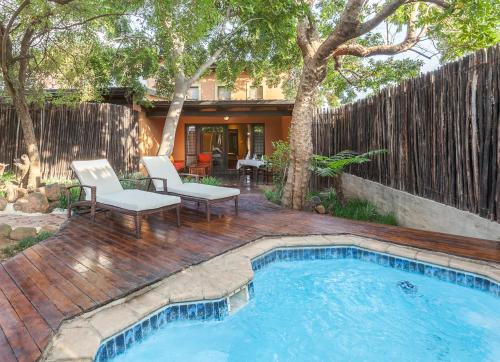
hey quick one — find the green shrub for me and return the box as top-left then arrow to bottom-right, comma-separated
311,149 -> 387,177
263,140 -> 290,204
0,171 -> 16,198
119,172 -> 149,190
264,188 -> 282,204
318,188 -> 397,226
182,176 -> 223,186
59,185 -> 81,209
199,176 -> 222,186
2,231 -> 54,258
332,199 -> 397,225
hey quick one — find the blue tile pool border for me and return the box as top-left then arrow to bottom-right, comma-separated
96,244 -> 498,361
95,297 -> 232,362
251,246 -> 499,298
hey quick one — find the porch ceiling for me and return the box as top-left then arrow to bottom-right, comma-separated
146,100 -> 294,117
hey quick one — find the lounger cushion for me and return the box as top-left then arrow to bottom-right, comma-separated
167,183 -> 240,200
142,155 -> 183,190
71,159 -> 123,200
98,190 -> 181,211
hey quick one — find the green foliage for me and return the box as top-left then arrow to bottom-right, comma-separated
319,188 -> 397,226
59,184 -> 81,209
2,232 -> 55,259
264,188 -> 283,204
0,0 -> 141,104
133,0 -> 303,98
199,176 -> 222,186
324,58 -> 423,106
182,176 -> 223,186
311,150 -> 387,178
425,0 -> 500,61
263,140 -> 290,202
119,172 -> 149,190
282,0 -> 499,105
0,171 -> 16,198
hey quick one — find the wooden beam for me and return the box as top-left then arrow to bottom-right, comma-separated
146,110 -> 292,117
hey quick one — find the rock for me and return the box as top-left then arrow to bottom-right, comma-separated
0,224 -> 12,238
38,183 -> 63,202
17,188 -> 28,198
315,204 -> 327,214
0,163 -> 8,176
40,224 -> 58,234
6,184 -> 18,202
304,195 -> 322,211
48,200 -> 61,212
0,197 -> 7,211
9,227 -> 37,241
310,195 -> 322,206
13,192 -> 49,213
0,237 -> 16,249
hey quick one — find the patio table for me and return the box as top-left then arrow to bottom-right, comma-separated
236,159 -> 266,169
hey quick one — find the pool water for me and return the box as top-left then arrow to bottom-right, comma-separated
113,259 -> 500,362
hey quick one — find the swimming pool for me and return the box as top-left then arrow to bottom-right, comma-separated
101,248 -> 500,362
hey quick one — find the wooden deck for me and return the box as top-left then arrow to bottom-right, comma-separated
0,192 -> 499,361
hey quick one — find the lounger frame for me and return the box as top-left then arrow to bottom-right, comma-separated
152,173 -> 238,222
67,177 -> 180,239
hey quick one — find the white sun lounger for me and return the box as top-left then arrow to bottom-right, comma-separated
68,159 -> 181,238
141,156 -> 240,221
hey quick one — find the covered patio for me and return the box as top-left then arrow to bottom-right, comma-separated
139,100 -> 294,176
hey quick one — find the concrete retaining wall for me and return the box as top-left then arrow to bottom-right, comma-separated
341,174 -> 500,241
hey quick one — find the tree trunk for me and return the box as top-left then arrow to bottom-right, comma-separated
13,94 -> 41,189
282,64 -> 322,209
157,75 -> 188,156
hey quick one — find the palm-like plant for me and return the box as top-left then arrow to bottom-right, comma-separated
311,150 -> 386,177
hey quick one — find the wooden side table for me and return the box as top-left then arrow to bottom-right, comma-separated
188,166 -> 207,177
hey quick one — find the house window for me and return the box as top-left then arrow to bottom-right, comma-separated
186,86 -> 200,100
248,85 -> 263,100
252,124 -> 265,157
185,125 -> 198,166
217,86 -> 231,100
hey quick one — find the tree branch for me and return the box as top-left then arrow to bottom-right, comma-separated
333,5 -> 427,58
360,0 -> 449,35
187,47 -> 223,85
186,17 -> 262,85
48,0 -> 75,4
2,0 -> 30,74
50,13 -> 127,32
314,0 -> 365,62
314,0 -> 449,63
359,0 -> 407,35
18,23 -> 35,86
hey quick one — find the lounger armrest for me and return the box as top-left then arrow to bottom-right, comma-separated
66,184 -> 96,204
141,177 -> 168,192
179,173 -> 200,181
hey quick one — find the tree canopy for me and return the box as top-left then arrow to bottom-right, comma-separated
0,0 -> 140,103
282,0 -> 500,107
280,0 -> 500,209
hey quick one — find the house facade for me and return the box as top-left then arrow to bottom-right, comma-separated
139,71 -> 293,173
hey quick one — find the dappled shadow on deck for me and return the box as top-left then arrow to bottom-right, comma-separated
0,192 -> 499,361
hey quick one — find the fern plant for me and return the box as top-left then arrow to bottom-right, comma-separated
311,149 -> 386,177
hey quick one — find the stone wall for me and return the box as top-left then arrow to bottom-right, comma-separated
341,174 -> 500,241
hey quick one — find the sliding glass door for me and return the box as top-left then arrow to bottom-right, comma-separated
199,126 -> 227,174
185,123 -> 265,173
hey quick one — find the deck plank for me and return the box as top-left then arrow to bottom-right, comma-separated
0,270 -> 43,362
0,192 -> 498,361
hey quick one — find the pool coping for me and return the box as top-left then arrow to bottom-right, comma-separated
41,234 -> 500,361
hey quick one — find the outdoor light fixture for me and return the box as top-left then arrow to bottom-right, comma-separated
224,116 -> 229,120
